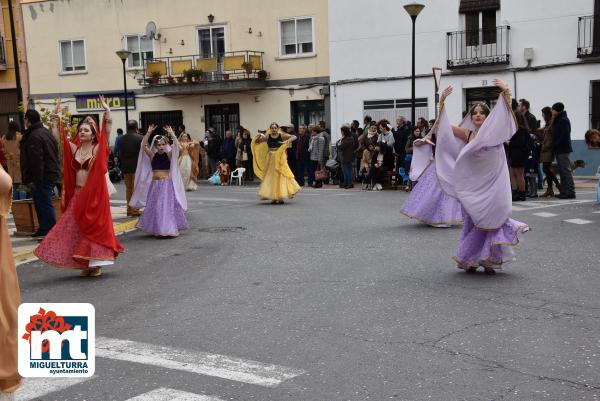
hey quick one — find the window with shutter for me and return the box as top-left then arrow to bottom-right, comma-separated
279,17 -> 314,57
465,12 -> 479,46
482,10 -> 497,44
125,34 -> 154,69
59,39 -> 86,72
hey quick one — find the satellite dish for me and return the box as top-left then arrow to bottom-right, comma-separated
145,21 -> 158,40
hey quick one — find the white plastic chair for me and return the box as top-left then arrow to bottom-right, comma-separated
229,167 -> 246,186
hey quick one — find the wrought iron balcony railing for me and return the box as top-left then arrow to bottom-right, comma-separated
577,15 -> 600,58
139,50 -> 266,87
446,26 -> 510,69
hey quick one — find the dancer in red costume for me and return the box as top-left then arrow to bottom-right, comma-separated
34,96 -> 124,277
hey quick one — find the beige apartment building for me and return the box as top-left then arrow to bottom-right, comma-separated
21,0 -> 329,140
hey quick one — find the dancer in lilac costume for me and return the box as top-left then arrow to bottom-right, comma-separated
436,79 -> 529,274
400,132 -> 462,227
130,125 -> 188,237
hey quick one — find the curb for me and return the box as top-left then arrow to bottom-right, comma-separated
14,218 -> 139,267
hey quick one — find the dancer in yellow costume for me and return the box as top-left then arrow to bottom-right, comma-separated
252,122 -> 301,204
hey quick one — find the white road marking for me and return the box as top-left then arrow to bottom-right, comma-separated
564,218 -> 594,225
593,211 -> 600,214
187,197 -> 246,202
512,199 -> 595,211
96,337 -> 305,388
532,212 -> 558,218
15,377 -> 90,401
124,388 -> 224,401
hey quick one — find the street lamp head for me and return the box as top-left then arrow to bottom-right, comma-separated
116,49 -> 131,61
404,3 -> 425,18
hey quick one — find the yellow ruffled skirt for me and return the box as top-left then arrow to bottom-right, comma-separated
258,151 -> 301,201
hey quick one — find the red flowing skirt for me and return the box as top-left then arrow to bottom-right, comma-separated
34,189 -> 116,269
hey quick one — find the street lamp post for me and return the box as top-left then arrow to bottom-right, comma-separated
116,49 -> 131,123
403,3 -> 425,129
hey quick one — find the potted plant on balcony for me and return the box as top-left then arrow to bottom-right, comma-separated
241,61 -> 254,77
148,71 -> 161,85
167,75 -> 176,84
257,70 -> 268,80
183,69 -> 194,83
176,75 -> 185,83
192,68 -> 204,82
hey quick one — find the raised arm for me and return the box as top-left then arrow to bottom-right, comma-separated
51,98 -> 77,154
142,124 -> 157,158
439,86 -> 471,142
99,95 -> 112,145
164,126 -> 179,158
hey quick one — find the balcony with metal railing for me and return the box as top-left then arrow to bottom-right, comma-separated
446,26 -> 510,69
577,15 -> 600,58
140,50 -> 267,94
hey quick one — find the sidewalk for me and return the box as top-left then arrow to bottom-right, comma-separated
8,199 -> 139,266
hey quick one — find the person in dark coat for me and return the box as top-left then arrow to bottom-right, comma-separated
206,130 -> 222,174
237,129 -> 253,180
508,113 -> 530,201
551,102 -> 575,199
119,120 -> 144,216
294,125 -> 310,186
20,109 -> 60,237
337,125 -> 356,189
222,129 -> 237,167
282,123 -> 297,173
368,142 -> 394,189
392,116 -> 411,162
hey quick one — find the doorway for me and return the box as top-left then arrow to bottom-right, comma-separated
291,100 -> 325,132
465,86 -> 501,113
204,103 -> 240,138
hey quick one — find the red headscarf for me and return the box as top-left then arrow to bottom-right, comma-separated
61,118 -> 124,255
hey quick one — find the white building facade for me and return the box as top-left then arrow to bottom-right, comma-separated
328,0 -> 600,175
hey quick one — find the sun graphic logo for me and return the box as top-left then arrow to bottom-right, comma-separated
18,303 -> 95,377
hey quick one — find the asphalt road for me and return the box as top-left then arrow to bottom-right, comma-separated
15,183 -> 600,401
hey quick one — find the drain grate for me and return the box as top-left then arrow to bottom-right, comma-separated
197,226 -> 247,233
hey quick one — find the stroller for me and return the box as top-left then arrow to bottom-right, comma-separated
325,159 -> 341,185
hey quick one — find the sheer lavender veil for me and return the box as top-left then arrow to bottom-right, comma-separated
436,94 -> 516,229
129,135 -> 188,211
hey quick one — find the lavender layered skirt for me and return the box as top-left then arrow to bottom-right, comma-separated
137,178 -> 188,237
400,163 -> 463,226
454,208 -> 529,270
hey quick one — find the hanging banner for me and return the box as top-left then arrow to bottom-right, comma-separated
75,93 -> 136,112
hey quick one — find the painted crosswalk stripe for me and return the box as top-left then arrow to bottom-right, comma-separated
15,377 -> 90,401
533,212 -> 558,217
124,388 -> 225,401
96,337 -> 305,388
594,211 -> 600,214
564,218 -> 593,225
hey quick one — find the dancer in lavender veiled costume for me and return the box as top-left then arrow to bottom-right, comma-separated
400,129 -> 462,227
130,125 -> 188,237
436,79 -> 529,274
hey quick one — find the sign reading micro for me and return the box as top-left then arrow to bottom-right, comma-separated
75,93 -> 135,111
18,303 -> 95,377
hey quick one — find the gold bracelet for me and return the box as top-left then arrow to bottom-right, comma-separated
105,118 -> 113,123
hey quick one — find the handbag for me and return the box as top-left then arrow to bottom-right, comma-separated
315,169 -> 329,182
242,151 -> 248,161
208,172 -> 221,185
